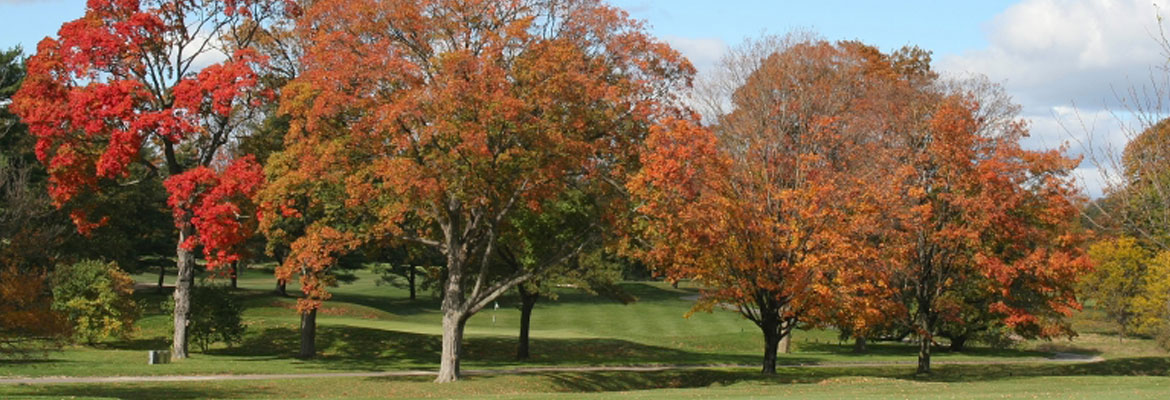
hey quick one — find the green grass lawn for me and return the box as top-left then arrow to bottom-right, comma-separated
1,263 -> 1168,398
3,361 -> 1170,399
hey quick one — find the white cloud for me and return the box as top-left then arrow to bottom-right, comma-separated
180,32 -> 229,72
1073,165 -> 1110,198
941,0 -> 1169,198
941,0 -> 1163,112
661,35 -> 728,77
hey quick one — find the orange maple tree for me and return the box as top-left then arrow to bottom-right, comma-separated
888,91 -> 1091,373
11,0 -> 294,359
628,37 -> 1089,375
256,0 -> 691,381
627,39 -> 910,374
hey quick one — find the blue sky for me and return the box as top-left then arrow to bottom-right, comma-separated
2,0 -> 1164,196
609,1 -> 1016,58
2,1 -> 1015,61
1,0 -> 86,53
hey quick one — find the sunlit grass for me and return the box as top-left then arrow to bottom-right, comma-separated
2,264 -> 1167,398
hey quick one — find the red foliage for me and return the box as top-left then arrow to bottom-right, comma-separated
174,49 -> 269,117
11,0 -> 280,232
164,156 -> 265,270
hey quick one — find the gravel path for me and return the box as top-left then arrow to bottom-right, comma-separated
0,354 -> 1104,385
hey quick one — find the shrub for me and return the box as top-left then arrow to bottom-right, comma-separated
0,265 -> 69,357
50,260 -> 139,344
183,285 -> 247,352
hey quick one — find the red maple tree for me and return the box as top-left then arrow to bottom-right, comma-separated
11,0 -> 293,359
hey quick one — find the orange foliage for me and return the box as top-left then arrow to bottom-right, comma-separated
886,90 -> 1090,373
0,265 -> 68,354
628,38 -> 1089,374
628,40 -> 910,372
256,0 -> 692,380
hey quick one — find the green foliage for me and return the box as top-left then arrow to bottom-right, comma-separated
183,285 -> 247,352
50,260 -> 139,344
1,46 -> 31,159
497,187 -> 632,301
72,176 -> 174,272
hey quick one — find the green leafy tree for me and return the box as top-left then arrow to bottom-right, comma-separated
494,188 -> 632,360
50,260 -> 139,344
372,245 -> 443,301
186,285 -> 247,352
506,248 -> 632,360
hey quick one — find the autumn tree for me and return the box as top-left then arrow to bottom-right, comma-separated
888,88 -> 1090,374
0,145 -> 70,357
257,0 -> 691,381
628,37 -> 911,374
0,47 -> 70,356
1083,236 -> 1170,340
12,0 -> 294,359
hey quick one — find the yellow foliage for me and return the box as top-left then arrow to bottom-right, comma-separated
1084,236 -> 1170,337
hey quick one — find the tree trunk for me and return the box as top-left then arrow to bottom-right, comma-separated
172,224 -> 196,360
779,329 -> 792,354
157,264 -> 166,294
408,266 -> 416,301
917,316 -> 932,374
762,329 -> 781,374
437,243 -> 467,383
948,335 -> 967,352
854,337 -> 868,353
517,286 -> 538,360
760,313 -> 782,374
275,279 -> 287,296
299,308 -> 317,358
436,311 -> 467,382
230,261 -> 239,289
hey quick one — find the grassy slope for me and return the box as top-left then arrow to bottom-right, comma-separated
1,264 -> 1168,398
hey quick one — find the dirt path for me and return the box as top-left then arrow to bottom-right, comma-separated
0,354 -> 1104,385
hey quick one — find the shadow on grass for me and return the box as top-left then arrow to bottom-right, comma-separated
795,341 -> 1050,360
1031,342 -> 1105,357
327,293 -> 439,316
96,337 -> 171,351
917,356 -> 1170,383
523,356 -> 1170,393
532,369 -> 813,392
208,324 -> 766,371
3,384 -> 271,400
0,358 -> 66,366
